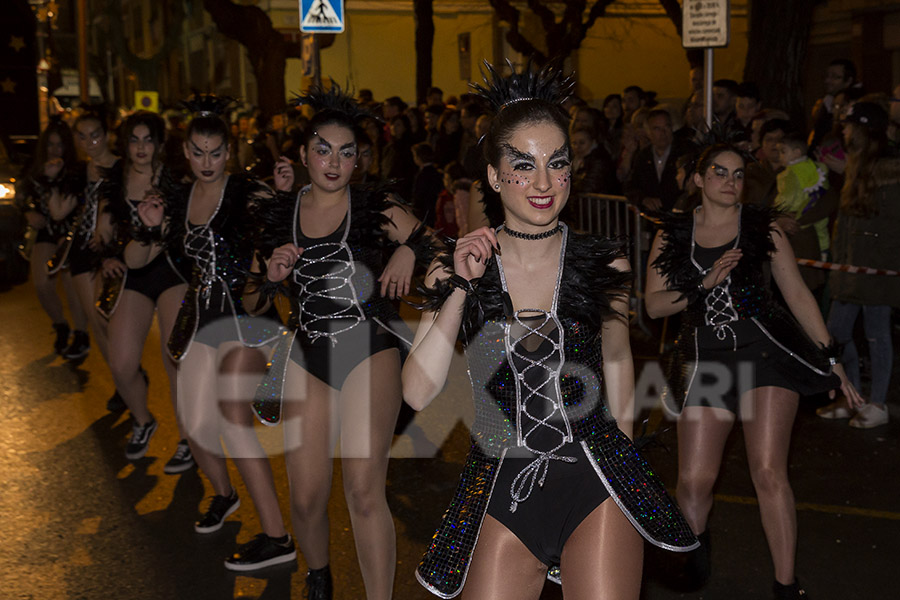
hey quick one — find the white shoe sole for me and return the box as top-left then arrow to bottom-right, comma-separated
194,498 -> 241,534
223,549 -> 298,572
163,458 -> 196,475
124,422 -> 158,460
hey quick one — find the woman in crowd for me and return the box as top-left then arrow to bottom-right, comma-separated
816,102 -> 899,429
433,107 -> 463,168
21,118 -> 87,355
403,61 -> 697,600
602,93 -> 624,157
48,107 -> 122,407
131,95 -> 294,571
645,143 -> 862,600
245,85 -> 435,600
570,125 -> 618,196
106,111 -> 193,471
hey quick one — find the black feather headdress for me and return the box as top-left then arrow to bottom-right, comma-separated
469,59 -> 574,113
180,93 -> 235,118
290,81 -> 371,122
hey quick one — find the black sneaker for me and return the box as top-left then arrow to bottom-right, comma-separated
224,533 -> 297,571
106,390 -> 127,412
164,439 -> 195,474
774,580 -> 808,599
125,417 -> 158,460
305,565 -> 333,600
63,330 -> 90,360
195,491 -> 240,534
52,322 -> 70,355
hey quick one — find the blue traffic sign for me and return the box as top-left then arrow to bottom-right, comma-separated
300,0 -> 344,33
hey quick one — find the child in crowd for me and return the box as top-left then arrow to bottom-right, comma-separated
774,132 -> 830,257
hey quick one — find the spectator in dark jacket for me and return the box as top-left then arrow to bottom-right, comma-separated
624,108 -> 694,212
571,126 -> 618,195
411,142 -> 443,227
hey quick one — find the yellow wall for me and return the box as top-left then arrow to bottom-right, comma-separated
287,7 -> 749,107
575,15 -> 748,106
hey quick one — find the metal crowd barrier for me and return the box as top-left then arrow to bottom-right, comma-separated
568,193 -> 652,335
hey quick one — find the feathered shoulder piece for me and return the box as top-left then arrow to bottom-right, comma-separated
652,204 -> 780,304
291,81 -> 371,122
420,231 -> 630,343
469,58 -> 574,113
180,93 -> 234,118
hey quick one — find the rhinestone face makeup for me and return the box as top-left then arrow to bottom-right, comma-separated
500,170 -> 528,187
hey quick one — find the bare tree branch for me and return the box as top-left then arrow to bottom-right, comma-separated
488,0 -> 615,65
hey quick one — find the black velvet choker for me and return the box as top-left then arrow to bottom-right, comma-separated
502,223 -> 562,240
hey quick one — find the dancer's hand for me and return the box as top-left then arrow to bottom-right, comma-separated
48,191 -> 77,221
268,243 -> 303,283
453,226 -> 499,281
137,191 -> 164,228
102,258 -> 126,278
273,156 -> 294,192
702,248 -> 742,289
379,244 -> 414,298
831,363 -> 865,408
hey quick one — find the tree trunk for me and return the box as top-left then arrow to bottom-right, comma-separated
413,0 -> 434,106
104,0 -> 186,91
743,0 -> 818,124
203,0 -> 302,119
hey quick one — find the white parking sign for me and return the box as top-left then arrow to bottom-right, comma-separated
300,0 -> 344,33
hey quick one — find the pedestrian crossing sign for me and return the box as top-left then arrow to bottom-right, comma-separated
300,0 -> 344,33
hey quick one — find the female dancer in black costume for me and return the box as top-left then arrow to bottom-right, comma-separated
21,119 -> 87,355
104,111 -> 193,470
245,86 -> 435,599
48,108 -> 121,407
645,144 -> 862,599
132,96 -> 294,570
402,62 -> 697,600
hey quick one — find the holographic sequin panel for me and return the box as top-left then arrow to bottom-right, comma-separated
417,442 -> 501,598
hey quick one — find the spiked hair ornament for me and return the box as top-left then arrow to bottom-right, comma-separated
290,81 -> 372,122
180,93 -> 235,118
470,59 -> 574,113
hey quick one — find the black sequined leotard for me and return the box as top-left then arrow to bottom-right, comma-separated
416,224 -> 698,598
252,183 -> 427,423
163,173 -> 283,361
652,204 -> 839,414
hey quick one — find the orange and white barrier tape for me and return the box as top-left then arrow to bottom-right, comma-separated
796,258 -> 900,277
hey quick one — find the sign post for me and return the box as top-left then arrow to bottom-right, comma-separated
300,0 -> 344,34
682,1 -> 730,129
299,0 -> 344,90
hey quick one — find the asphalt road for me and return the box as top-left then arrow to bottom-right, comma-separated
1,278 -> 897,600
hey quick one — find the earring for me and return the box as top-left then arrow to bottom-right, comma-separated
494,183 -> 500,190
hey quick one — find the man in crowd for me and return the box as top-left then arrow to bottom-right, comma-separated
809,58 -> 858,152
624,108 -> 694,212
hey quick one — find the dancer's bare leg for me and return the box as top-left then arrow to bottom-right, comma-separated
219,345 -> 287,538
177,341 -> 232,496
71,271 -> 110,362
338,348 -> 402,600
282,359 -> 337,569
156,284 -> 188,438
31,243 -> 66,324
461,515 -> 547,600
107,290 -> 154,423
740,386 -> 800,586
560,501 -> 643,600
676,406 -> 735,533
